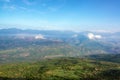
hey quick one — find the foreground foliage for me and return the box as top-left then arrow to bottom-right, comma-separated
0,57 -> 120,80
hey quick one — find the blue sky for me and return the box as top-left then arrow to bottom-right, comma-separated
0,0 -> 120,31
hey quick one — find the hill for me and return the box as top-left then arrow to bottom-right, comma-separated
0,57 -> 120,80
86,54 -> 120,63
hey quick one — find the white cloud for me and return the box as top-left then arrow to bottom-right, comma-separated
35,34 -> 45,39
87,33 -> 102,40
88,33 -> 95,39
95,35 -> 102,39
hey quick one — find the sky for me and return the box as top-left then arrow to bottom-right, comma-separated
0,0 -> 120,31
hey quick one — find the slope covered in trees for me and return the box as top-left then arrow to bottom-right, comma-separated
0,58 -> 120,80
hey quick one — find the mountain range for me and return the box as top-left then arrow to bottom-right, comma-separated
0,28 -> 120,80
0,28 -> 120,63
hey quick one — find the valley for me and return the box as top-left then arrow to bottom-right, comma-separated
0,28 -> 120,80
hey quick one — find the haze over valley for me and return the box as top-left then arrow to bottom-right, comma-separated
0,0 -> 120,80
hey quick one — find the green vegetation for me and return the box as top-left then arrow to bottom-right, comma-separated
87,54 -> 120,63
0,30 -> 120,80
0,38 -> 116,64
0,44 -> 83,63
0,58 -> 120,80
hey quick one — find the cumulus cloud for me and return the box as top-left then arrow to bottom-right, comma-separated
35,34 -> 45,39
87,33 -> 102,40
88,33 -> 94,39
94,35 -> 102,39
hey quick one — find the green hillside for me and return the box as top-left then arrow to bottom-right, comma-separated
87,54 -> 120,63
0,58 -> 120,80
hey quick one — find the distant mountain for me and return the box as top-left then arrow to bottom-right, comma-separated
0,28 -> 120,40
0,28 -> 120,63
1,29 -> 120,80
0,28 -> 75,36
0,28 -> 22,34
